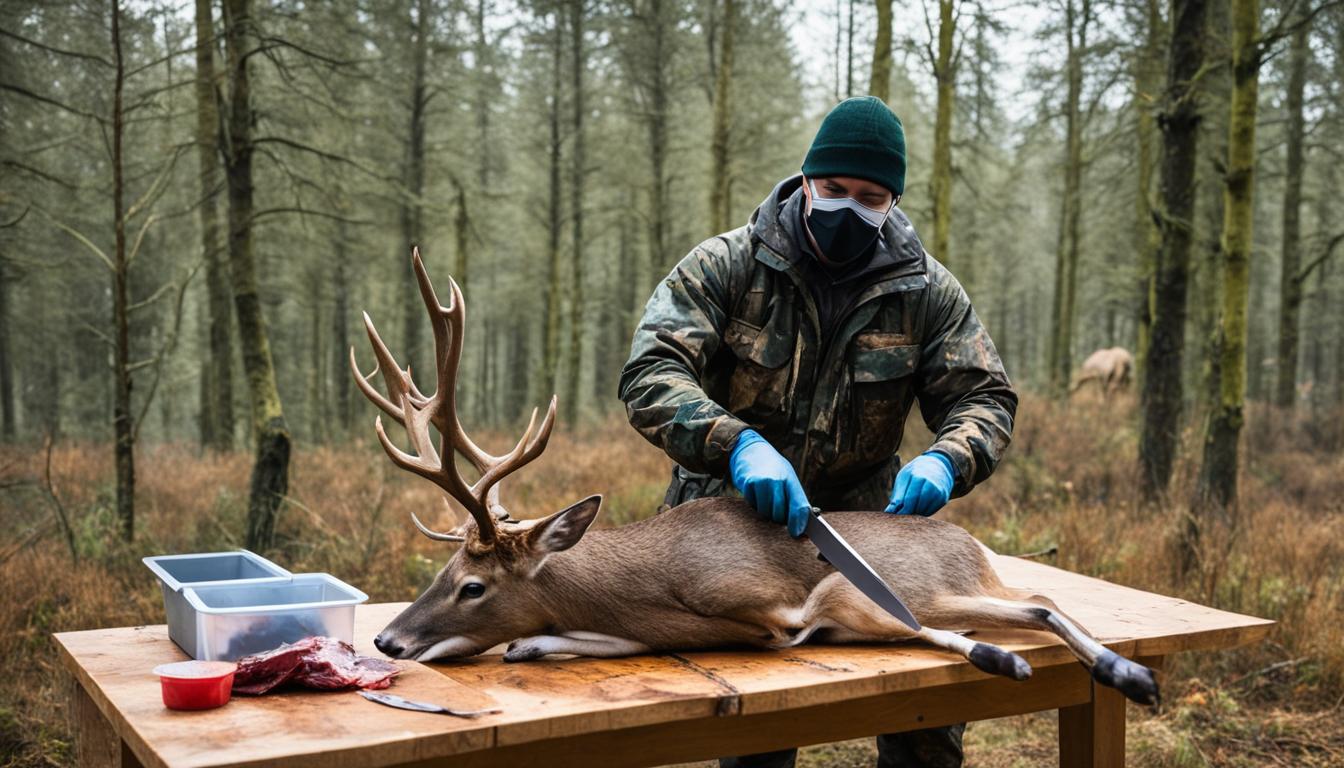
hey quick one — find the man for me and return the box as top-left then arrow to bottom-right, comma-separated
618,96 -> 1017,768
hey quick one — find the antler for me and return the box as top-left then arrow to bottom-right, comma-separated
350,247 -> 557,546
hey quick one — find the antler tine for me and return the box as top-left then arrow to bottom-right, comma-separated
372,413 -> 494,533
361,311 -> 421,407
410,510 -> 466,542
434,268 -> 498,472
348,346 -> 402,425
411,249 -> 463,421
524,395 -> 559,458
473,395 -> 558,518
358,309 -> 456,482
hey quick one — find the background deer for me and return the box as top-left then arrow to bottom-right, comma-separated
1070,347 -> 1135,398
354,251 -> 1160,706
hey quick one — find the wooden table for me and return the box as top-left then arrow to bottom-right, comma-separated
56,554 -> 1271,768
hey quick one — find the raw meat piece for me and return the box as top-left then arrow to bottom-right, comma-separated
232,636 -> 399,695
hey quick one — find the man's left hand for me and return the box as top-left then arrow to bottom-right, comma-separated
885,452 -> 956,516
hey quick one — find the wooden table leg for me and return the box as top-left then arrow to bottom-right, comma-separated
68,674 -> 144,768
1058,680 -> 1125,768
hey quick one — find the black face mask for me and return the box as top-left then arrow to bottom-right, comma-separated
805,206 -> 882,268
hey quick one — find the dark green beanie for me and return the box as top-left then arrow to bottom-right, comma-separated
801,96 -> 906,195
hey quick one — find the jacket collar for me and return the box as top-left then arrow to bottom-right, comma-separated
747,174 -> 929,290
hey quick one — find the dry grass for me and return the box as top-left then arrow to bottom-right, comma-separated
0,394 -> 1340,767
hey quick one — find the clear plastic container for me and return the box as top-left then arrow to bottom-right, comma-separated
182,573 -> 369,661
144,551 -> 292,659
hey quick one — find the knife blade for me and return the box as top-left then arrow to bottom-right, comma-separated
804,507 -> 922,632
358,689 -> 501,718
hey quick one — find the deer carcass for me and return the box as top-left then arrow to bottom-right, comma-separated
352,251 -> 1159,706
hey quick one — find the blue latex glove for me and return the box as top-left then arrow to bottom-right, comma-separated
885,451 -> 956,516
728,429 -> 813,538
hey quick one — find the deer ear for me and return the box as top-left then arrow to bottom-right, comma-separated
527,495 -> 602,553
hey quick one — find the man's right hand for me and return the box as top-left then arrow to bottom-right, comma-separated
728,429 -> 813,538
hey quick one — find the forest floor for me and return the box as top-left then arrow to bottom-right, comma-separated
1,394 -> 1342,767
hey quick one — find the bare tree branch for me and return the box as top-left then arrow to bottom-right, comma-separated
1,159 -> 77,189
253,135 -> 396,182
131,262 -> 200,442
250,206 -> 376,226
245,36 -> 366,68
124,146 -> 186,222
36,208 -> 114,271
81,322 -> 117,349
0,82 -> 102,121
125,213 -> 158,268
1297,232 -> 1344,282
0,207 -> 29,229
0,26 -> 111,66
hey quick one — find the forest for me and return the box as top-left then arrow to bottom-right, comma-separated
1,0 -> 1342,765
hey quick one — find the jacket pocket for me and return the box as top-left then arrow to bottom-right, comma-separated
842,337 -> 920,466
724,317 -> 795,421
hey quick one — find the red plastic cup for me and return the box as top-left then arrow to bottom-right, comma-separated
152,661 -> 237,710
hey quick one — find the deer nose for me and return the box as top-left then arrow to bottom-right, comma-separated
373,632 -> 404,658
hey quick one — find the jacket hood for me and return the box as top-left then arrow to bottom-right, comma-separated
748,174 -> 927,276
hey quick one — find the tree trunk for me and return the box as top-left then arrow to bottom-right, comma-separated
1049,0 -> 1086,395
1275,14 -> 1308,408
833,0 -> 842,100
0,262 -> 14,441
566,0 -> 586,425
1133,0 -> 1163,381
306,274 -> 325,442
1191,0 -> 1230,417
474,0 -> 492,421
1139,0 -> 1207,501
450,176 -> 472,418
223,0 -> 291,552
1194,0 -> 1259,515
845,0 -> 855,96
330,223 -> 351,433
930,0 -> 955,269
194,0 -> 234,452
401,0 -> 431,373
709,0 -> 735,233
543,8 -> 564,400
110,0 -> 135,542
645,0 -> 670,282
869,0 -> 892,101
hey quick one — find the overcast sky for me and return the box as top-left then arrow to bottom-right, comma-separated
785,0 -> 1055,123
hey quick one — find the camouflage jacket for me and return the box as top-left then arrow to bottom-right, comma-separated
618,175 -> 1017,510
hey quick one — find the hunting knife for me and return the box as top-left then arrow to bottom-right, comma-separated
804,507 -> 922,632
359,690 -> 502,718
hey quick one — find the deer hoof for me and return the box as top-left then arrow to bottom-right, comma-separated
1091,650 -> 1160,705
969,643 -> 1032,681
503,637 -> 548,663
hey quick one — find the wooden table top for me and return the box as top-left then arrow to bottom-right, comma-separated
54,554 -> 1273,768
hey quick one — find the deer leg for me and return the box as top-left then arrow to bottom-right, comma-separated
797,573 -> 1033,680
503,631 -> 651,662
930,594 -> 1160,705
919,625 -> 1034,680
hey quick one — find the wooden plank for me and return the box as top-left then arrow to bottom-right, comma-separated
401,662 -> 1094,768
69,672 -> 131,768
1058,681 -> 1127,768
990,555 -> 1274,656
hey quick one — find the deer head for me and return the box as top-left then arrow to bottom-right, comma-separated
352,249 -> 602,661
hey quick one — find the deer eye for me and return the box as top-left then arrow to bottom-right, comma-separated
459,582 -> 486,599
